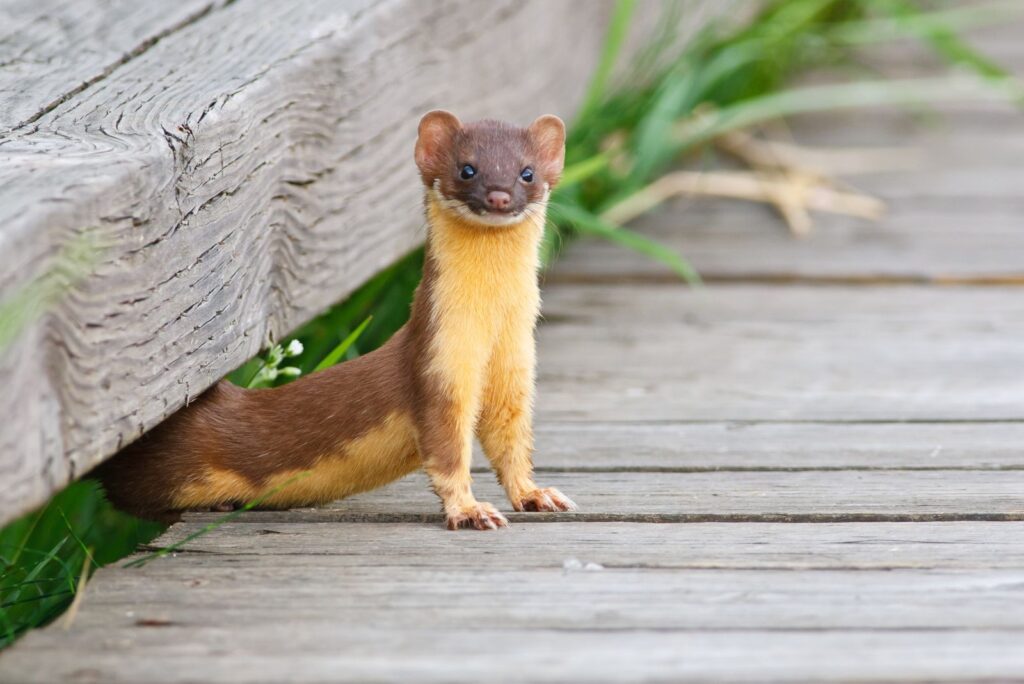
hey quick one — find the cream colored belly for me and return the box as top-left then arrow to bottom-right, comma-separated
173,412 -> 421,510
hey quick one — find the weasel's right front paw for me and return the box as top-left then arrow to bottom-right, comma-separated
515,487 -> 578,513
446,501 -> 509,531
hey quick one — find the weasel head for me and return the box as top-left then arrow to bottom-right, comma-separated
415,110 -> 565,228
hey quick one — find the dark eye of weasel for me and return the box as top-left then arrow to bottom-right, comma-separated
520,167 -> 534,183
460,164 -> 476,180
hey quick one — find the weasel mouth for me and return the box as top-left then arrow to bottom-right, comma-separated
430,185 -> 529,226
470,207 -> 525,226
480,206 -> 519,217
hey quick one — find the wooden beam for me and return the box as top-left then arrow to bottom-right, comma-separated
0,0 -> 617,523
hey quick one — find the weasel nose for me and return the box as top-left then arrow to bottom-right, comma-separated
485,190 -> 512,211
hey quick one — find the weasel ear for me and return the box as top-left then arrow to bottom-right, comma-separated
527,114 -> 566,188
415,110 -> 462,185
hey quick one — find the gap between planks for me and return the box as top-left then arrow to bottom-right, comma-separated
543,272 -> 1024,287
144,520 -> 1024,569
187,511 -> 1024,525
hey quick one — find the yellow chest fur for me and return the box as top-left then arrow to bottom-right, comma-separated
424,200 -> 543,414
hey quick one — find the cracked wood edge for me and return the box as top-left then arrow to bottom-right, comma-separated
0,0 -> 228,133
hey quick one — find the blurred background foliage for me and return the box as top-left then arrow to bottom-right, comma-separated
2,0 -> 1019,650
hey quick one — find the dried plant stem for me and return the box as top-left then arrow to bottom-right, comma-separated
717,130 -> 893,235
715,128 -> 921,177
60,553 -> 90,630
600,169 -> 886,230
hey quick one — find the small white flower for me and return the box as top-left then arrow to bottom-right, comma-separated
285,339 -> 304,357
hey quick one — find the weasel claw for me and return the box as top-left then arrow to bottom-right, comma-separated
446,501 -> 509,531
516,487 -> 578,513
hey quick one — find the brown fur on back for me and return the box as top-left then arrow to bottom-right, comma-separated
94,251 -> 454,518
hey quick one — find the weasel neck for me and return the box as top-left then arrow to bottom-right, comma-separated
413,194 -> 545,386
422,194 -> 545,304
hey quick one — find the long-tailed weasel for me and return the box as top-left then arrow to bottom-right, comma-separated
93,110 -> 576,530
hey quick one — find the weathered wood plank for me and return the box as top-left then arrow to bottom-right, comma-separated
527,421 -> 1024,470
791,119 -> 1024,201
189,470 -> 1024,523
553,116 -> 1024,283
7,521 -> 1024,682
0,0 -> 618,523
23,564 -> 1024,633
152,521 -> 1024,570
536,285 -> 1024,422
852,18 -> 1024,79
551,200 -> 1024,283
0,0 -> 225,133
5,628 -> 1023,684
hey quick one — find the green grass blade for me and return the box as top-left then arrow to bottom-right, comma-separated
576,0 -> 637,123
125,472 -> 312,569
830,2 -> 1022,45
871,0 -> 1024,105
673,75 -> 1015,151
551,203 -> 701,285
1,590 -> 75,610
560,152 -> 611,189
313,316 -> 373,373
56,508 -> 95,569
242,358 -> 269,389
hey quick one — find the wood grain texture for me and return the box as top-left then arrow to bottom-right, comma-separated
0,0 -> 225,133
6,628 -> 1024,684
196,469 -> 1024,523
0,0 -> 615,523
5,522 -> 1024,683
536,285 -> 1024,422
152,520 -> 1024,570
22,564 -> 1024,633
525,421 -> 1024,471
550,199 -> 1024,283
552,116 -> 1024,283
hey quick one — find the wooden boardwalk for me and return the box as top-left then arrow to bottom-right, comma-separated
5,25 -> 1024,684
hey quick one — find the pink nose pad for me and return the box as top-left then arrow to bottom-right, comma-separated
485,190 -> 512,211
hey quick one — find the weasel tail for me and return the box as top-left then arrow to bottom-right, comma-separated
93,110 -> 576,530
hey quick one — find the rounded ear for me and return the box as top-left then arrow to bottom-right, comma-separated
415,110 -> 462,185
527,114 -> 566,187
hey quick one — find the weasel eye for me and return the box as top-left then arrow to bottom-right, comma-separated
460,164 -> 476,180
520,167 -> 534,183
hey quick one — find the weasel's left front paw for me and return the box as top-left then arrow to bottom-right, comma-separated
515,487 -> 578,513
446,501 -> 510,531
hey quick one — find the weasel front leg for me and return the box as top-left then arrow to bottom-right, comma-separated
477,328 -> 577,514
417,399 -> 509,530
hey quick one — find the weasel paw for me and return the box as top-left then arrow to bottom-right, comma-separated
515,487 -> 578,513
446,501 -> 509,531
